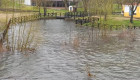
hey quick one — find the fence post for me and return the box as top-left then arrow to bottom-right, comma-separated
74,12 -> 76,20
134,26 -> 136,29
75,20 -> 78,24
55,13 -> 57,17
64,12 -> 66,17
80,20 -> 83,25
60,13 -> 61,17
98,23 -> 100,29
76,12 -> 78,17
21,17 -> 22,22
80,12 -> 81,17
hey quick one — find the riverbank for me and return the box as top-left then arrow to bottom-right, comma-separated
76,15 -> 140,27
0,11 -> 37,32
0,5 -> 69,32
0,19 -> 140,80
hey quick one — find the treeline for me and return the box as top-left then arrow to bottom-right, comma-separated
0,0 -> 25,9
80,0 -> 140,23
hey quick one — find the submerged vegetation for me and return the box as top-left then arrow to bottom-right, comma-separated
0,0 -> 42,53
4,22 -> 42,53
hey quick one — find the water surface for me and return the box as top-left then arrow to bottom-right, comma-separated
0,19 -> 140,80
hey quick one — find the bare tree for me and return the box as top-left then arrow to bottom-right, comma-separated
114,0 -> 123,9
63,0 -> 68,9
123,0 -> 140,23
42,0 -> 52,16
35,0 -> 52,16
89,0 -> 113,21
81,0 -> 90,12
35,0 -> 42,14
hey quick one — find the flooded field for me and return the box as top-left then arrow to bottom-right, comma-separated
0,19 -> 140,80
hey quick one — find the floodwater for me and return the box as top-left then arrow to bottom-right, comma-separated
0,19 -> 140,80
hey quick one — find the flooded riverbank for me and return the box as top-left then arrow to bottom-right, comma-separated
0,19 -> 140,80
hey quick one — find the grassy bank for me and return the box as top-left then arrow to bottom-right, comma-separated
0,11 -> 36,32
80,15 -> 140,27
21,5 -> 68,13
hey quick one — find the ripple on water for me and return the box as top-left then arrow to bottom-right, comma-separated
0,19 -> 140,80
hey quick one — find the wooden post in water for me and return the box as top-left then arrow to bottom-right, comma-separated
134,26 -> 136,29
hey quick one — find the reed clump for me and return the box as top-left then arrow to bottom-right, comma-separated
3,21 -> 42,53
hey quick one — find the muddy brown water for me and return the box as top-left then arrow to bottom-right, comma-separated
0,19 -> 140,80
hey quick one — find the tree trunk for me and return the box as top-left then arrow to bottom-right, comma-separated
64,0 -> 68,10
130,12 -> 134,23
43,2 -> 47,17
44,7 -> 47,16
82,0 -> 89,12
130,5 -> 134,23
104,13 -> 107,21
118,4 -> 120,9
0,0 -> 1,7
84,6 -> 87,12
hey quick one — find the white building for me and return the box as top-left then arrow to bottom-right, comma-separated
24,0 -> 31,5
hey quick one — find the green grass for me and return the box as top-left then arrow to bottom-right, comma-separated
44,8 -> 68,13
80,16 -> 140,27
77,8 -> 84,12
21,6 -> 68,13
102,19 -> 140,26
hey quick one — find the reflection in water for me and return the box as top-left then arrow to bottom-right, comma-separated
4,21 -> 43,53
0,19 -> 140,80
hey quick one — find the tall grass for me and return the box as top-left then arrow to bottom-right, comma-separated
0,0 -> 42,53
4,21 -> 42,53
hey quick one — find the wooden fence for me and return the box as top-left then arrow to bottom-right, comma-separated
10,14 -> 41,24
1,11 -> 139,43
